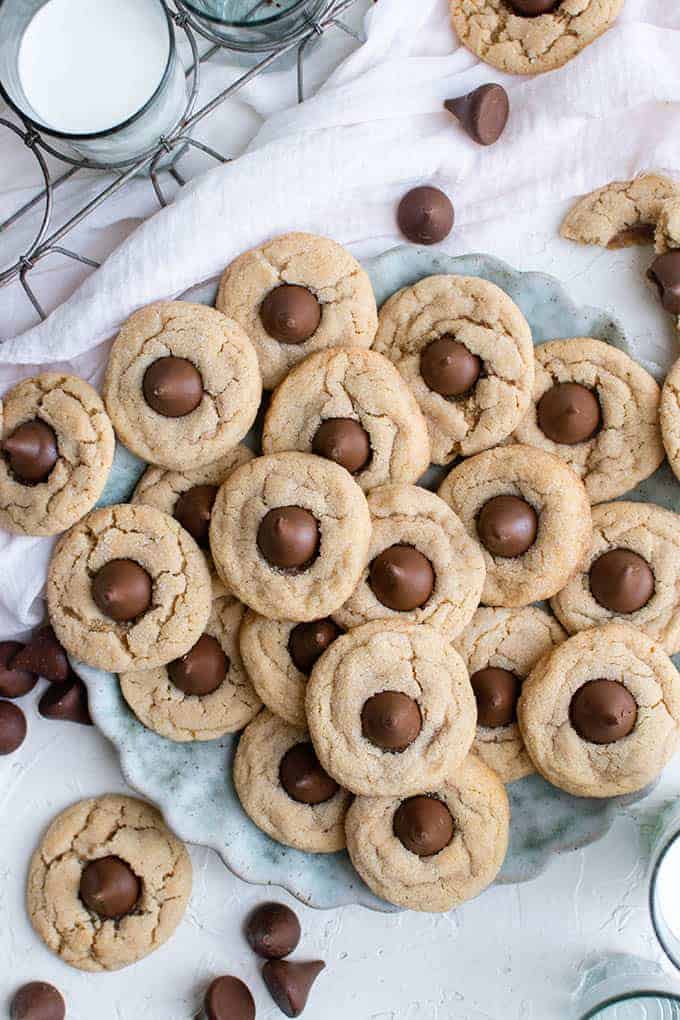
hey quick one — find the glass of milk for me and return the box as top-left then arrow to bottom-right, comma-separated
181,0 -> 328,50
0,0 -> 188,165
650,802 -> 680,971
574,953 -> 680,1018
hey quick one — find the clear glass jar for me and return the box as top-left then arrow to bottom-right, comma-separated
181,0 -> 328,50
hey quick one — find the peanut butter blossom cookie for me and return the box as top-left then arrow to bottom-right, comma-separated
439,444 -> 591,607
373,274 -> 534,464
103,301 -> 261,471
120,595 -> 261,742
216,232 -> 378,389
660,357 -> 680,481
518,623 -> 680,797
345,754 -> 510,912
451,0 -> 624,77
513,338 -> 663,503
333,483 -> 485,641
0,373 -> 115,537
233,710 -> 351,853
47,503 -> 211,672
262,348 -> 430,492
560,175 -> 678,249
305,621 -> 476,797
209,452 -> 371,622
27,795 -> 191,972
455,606 -> 566,783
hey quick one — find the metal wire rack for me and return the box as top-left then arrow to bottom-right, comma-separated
0,0 -> 363,323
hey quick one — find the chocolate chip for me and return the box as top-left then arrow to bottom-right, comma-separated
10,983 -> 65,1020
262,959 -> 325,1018
92,559 -> 153,622
0,641 -> 37,699
397,186 -> 454,245
570,679 -> 637,745
12,626 -> 69,682
260,285 -> 322,344
0,700 -> 27,755
79,855 -> 141,919
420,336 -> 482,397
279,742 -> 339,805
444,83 -> 509,146
257,507 -> 320,570
589,548 -> 655,615
203,976 -> 255,1020
537,382 -> 601,445
168,634 -> 228,696
288,619 -> 342,675
312,418 -> 371,474
477,495 -> 538,558
369,544 -> 435,611
143,356 -> 204,418
245,902 -> 301,959
509,0 -> 560,14
39,678 -> 93,726
393,795 -> 454,857
2,419 -> 58,484
174,484 -> 219,548
470,667 -> 521,728
361,691 -> 422,752
648,251 -> 680,315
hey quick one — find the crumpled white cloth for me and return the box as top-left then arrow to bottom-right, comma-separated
0,0 -> 679,638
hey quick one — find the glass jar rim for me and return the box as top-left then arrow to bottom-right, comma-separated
579,988 -> 680,1019
181,0 -> 316,29
649,829 -> 680,972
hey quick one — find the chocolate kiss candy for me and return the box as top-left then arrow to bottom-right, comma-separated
648,251 -> 680,316
589,548 -> 655,614
10,982 -> 65,1020
260,285 -> 322,344
0,641 -> 37,699
39,678 -> 93,726
257,507 -> 320,570
79,855 -> 141,919
570,678 -> 637,745
393,795 -> 454,857
279,742 -> 339,805
509,0 -> 560,14
168,635 -> 228,697
262,959 -> 326,1018
3,419 -> 58,484
470,667 -> 520,728
420,336 -> 482,397
444,83 -> 509,146
203,976 -> 255,1020
12,625 -> 69,682
537,382 -> 601,446
174,484 -> 218,548
245,902 -> 301,959
477,495 -> 538,558
92,559 -> 153,622
361,690 -> 422,751
397,186 -> 454,245
369,544 -> 435,611
312,418 -> 371,474
288,619 -> 342,675
143,356 -> 204,418
0,701 -> 27,755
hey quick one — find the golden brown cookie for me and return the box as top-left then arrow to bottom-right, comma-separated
560,175 -> 678,249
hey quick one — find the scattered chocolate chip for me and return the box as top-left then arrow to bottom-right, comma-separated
245,902 -> 301,959
168,634 -> 228,696
0,700 -> 27,754
279,742 -> 339,805
174,484 -> 219,548
12,625 -> 69,682
2,419 -> 58,485
648,251 -> 680,316
92,559 -> 153,622
570,678 -> 637,745
39,677 -> 93,726
393,795 -> 454,857
477,495 -> 538,558
589,548 -> 655,615
143,356 -> 204,418
369,544 -> 435,611
444,83 -> 509,146
288,619 -> 342,675
361,691 -> 422,751
397,186 -> 454,245
203,977 -> 255,1020
262,959 -> 325,1018
79,855 -> 141,919
420,336 -> 482,397
509,0 -> 560,14
312,418 -> 371,474
537,382 -> 602,445
10,982 -> 65,1020
470,667 -> 521,728
260,285 -> 322,344
257,507 -> 320,570
0,641 -> 37,698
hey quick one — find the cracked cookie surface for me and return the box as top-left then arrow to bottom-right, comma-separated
103,301 -> 261,470
560,175 -> 678,249
373,274 -> 534,465
513,338 -> 664,504
655,195 -> 680,255
47,503 -> 212,672
216,232 -> 378,389
345,754 -> 509,912
0,373 -> 115,537
517,623 -> 680,797
661,357 -> 680,480
27,795 -> 191,972
451,0 -> 624,76
455,606 -> 566,783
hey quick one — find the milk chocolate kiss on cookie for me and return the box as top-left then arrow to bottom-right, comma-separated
257,506 -> 320,571
570,679 -> 637,745
288,619 -> 342,674
79,855 -> 141,920
142,356 -> 204,418
537,382 -> 602,445
420,336 -> 482,398
168,634 -> 228,696
508,0 -> 561,14
2,419 -> 58,484
92,559 -> 153,622
470,667 -> 521,728
369,544 -> 435,611
361,691 -> 422,752
589,549 -> 655,615
279,742 -> 339,805
393,795 -> 454,857
260,284 -> 322,344
312,418 -> 371,475
477,495 -> 538,558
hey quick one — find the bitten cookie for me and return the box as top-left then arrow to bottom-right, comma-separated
660,357 -> 680,480
120,596 -> 261,742
306,621 -> 477,797
513,338 -> 663,503
209,452 -> 371,622
560,175 -> 678,249
438,444 -> 592,607
517,623 -> 680,797
333,484 -> 485,641
373,274 -> 534,464
455,606 -> 566,783
216,232 -> 378,389
551,502 -> 680,656
103,302 -> 261,470
47,503 -> 212,672
233,710 -> 351,853
27,795 -> 191,972
345,755 -> 509,912
450,0 -> 623,76
655,195 -> 680,254
0,373 -> 115,537
261,347 -> 430,491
